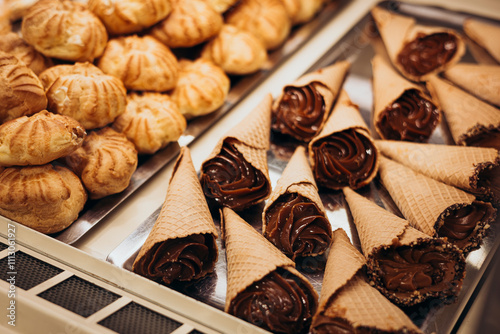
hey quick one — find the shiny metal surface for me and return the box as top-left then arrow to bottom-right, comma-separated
51,0 -> 347,245
107,3 -> 500,334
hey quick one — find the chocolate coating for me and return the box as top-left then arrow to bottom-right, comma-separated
377,89 -> 440,142
464,127 -> 500,150
200,139 -> 270,211
398,32 -> 458,77
229,268 -> 317,334
439,201 -> 495,250
478,162 -> 500,205
133,234 -> 217,285
374,241 -> 461,305
311,129 -> 377,189
312,315 -> 356,334
272,84 -> 326,141
265,193 -> 332,259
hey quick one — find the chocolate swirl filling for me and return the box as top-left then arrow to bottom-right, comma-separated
229,268 -> 317,334
272,84 -> 326,141
200,139 -> 269,211
398,32 -> 458,77
265,193 -> 332,259
438,201 -> 496,251
133,234 -> 217,285
372,240 -> 463,305
377,89 -> 440,142
312,315 -> 357,334
311,129 -> 377,189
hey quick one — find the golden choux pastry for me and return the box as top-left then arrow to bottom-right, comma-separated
0,32 -> 53,75
40,62 -> 127,130
88,0 -> 172,35
226,0 -> 291,50
98,35 -> 178,92
0,164 -> 87,234
201,24 -> 268,75
170,58 -> 230,119
0,51 -> 47,124
64,127 -> 138,200
5,0 -> 40,22
0,2 -> 11,33
151,0 -> 223,48
21,0 -> 108,62
207,0 -> 239,13
0,110 -> 86,167
287,0 -> 324,24
113,92 -> 187,155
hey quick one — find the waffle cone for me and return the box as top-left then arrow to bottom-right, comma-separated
133,147 -> 218,270
426,75 -> 500,145
464,18 -> 500,63
378,156 -> 476,236
289,60 -> 351,96
465,36 -> 499,65
375,140 -> 499,193
222,207 -> 317,311
443,63 -> 500,107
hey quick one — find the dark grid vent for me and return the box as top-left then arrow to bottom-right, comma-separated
0,251 -> 63,290
98,302 -> 182,334
0,242 -> 8,252
38,276 -> 120,317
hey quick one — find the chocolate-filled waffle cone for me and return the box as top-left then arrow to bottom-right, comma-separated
132,147 -> 218,284
463,18 -> 500,64
221,207 -> 318,333
426,75 -> 500,149
372,54 -> 441,141
308,90 -> 379,190
443,63 -> 500,107
200,94 -> 272,210
342,187 -> 466,307
272,60 -> 350,141
371,6 -> 465,82
378,156 -> 496,254
376,140 -> 500,204
312,228 -> 422,333
262,146 -> 332,259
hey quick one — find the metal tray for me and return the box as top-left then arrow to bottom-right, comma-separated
49,0 -> 347,245
107,2 -> 500,333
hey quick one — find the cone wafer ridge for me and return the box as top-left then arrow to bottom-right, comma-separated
464,18 -> 500,63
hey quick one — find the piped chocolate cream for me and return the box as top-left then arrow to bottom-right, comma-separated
377,89 -> 440,142
272,84 -> 326,141
398,32 -> 458,78
200,138 -> 270,211
229,268 -> 317,334
265,193 -> 332,259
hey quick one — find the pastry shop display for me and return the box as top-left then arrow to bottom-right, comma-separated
5,0 -> 40,22
0,32 -> 53,75
97,35 -> 179,92
88,0 -> 172,35
225,0 -> 291,50
222,207 -> 318,333
311,228 -> 422,334
272,60 -> 350,142
170,58 -> 230,119
463,18 -> 500,65
309,90 -> 379,190
0,110 -> 85,167
40,62 -> 127,130
376,140 -> 500,206
378,156 -> 496,254
150,0 -> 223,49
426,75 -> 500,150
200,24 -> 268,76
263,146 -> 332,260
133,147 -> 218,285
112,92 -> 187,155
372,54 -> 441,142
0,51 -> 47,124
200,95 -> 272,211
0,164 -> 87,234
206,0 -> 238,13
63,127 -> 138,200
21,0 -> 108,62
371,6 -> 465,82
443,63 -> 500,107
343,187 -> 466,307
